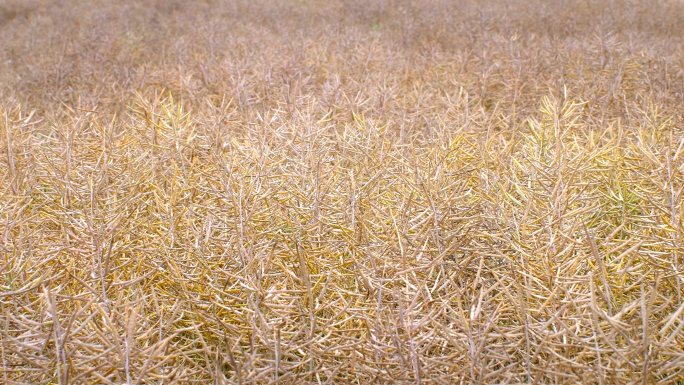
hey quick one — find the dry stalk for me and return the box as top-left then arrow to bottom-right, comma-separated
1,0 -> 684,383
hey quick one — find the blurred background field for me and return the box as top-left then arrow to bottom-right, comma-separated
1,0 -> 684,383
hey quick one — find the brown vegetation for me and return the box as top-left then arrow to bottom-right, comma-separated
1,0 -> 684,383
